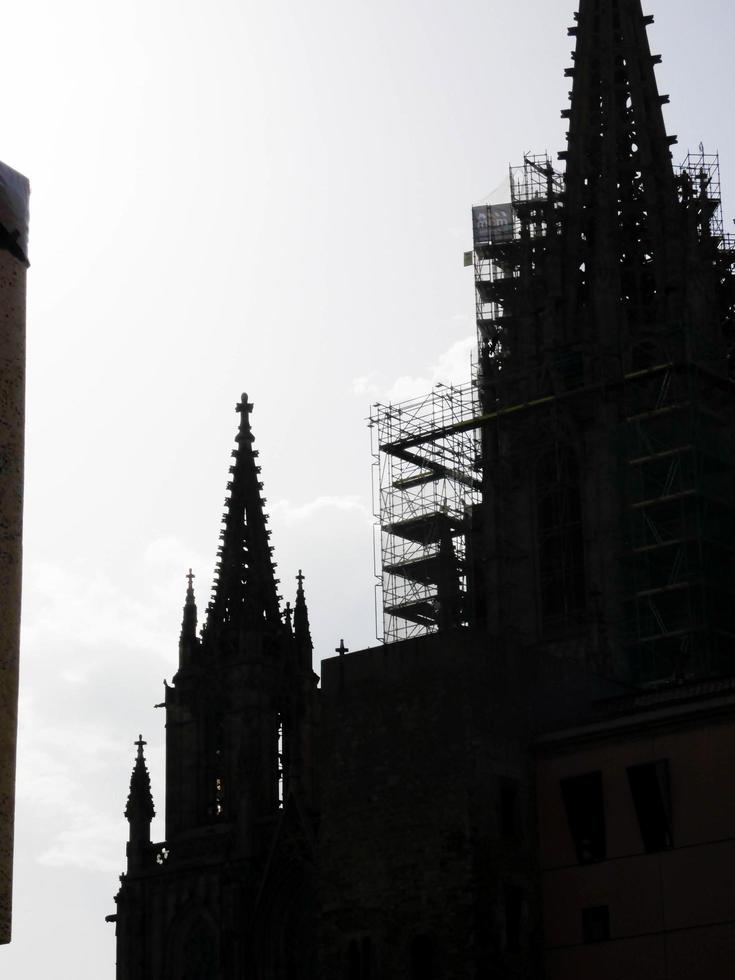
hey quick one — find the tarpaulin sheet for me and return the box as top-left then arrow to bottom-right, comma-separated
0,161 -> 30,263
472,203 -> 514,246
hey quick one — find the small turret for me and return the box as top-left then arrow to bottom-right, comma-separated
293,570 -> 313,671
125,735 -> 155,870
178,568 -> 198,668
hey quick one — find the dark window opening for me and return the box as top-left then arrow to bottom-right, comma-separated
504,884 -> 524,953
410,934 -> 434,980
560,771 -> 606,863
346,936 -> 373,980
499,777 -> 522,840
582,905 -> 610,944
537,447 -> 586,628
347,940 -> 360,980
361,937 -> 373,980
627,760 -> 672,852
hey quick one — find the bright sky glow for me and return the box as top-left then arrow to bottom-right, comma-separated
1,0 -> 733,974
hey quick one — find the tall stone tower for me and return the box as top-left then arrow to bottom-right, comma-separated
0,160 -> 29,945
470,0 -> 735,684
319,1 -> 735,976
111,396 -> 319,979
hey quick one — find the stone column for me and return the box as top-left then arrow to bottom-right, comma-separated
0,161 -> 29,945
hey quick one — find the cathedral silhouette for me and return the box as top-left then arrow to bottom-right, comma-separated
109,2 -> 735,976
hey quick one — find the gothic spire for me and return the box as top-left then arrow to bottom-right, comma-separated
205,395 -> 281,642
293,569 -> 313,670
125,735 -> 155,832
560,0 -> 681,328
179,568 -> 198,661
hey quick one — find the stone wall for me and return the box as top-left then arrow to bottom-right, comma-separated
318,631 -> 543,980
0,239 -> 26,945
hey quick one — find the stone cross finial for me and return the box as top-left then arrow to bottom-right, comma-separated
335,639 -> 349,656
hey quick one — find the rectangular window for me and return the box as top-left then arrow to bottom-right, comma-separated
582,905 -> 610,943
504,884 -> 524,952
499,777 -> 522,840
627,760 -> 672,852
410,935 -> 434,980
560,771 -> 606,863
347,939 -> 360,980
347,937 -> 373,980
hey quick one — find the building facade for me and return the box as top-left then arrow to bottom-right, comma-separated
537,680 -> 735,979
111,1 -> 735,976
0,161 -> 29,946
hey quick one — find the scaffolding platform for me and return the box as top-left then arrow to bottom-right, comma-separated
370,382 -> 482,643
384,512 -> 461,546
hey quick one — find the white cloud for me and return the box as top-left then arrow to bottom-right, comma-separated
14,544 -> 194,877
16,699 -> 131,872
144,535 -> 195,570
353,333 -> 476,404
271,494 -> 373,527
21,536 -> 210,665
352,374 -> 381,399
38,811 -> 124,874
21,561 -> 166,659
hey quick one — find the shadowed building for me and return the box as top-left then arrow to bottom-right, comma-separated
537,679 -> 735,979
0,161 -> 29,946
111,398 -> 319,977
111,1 -> 735,976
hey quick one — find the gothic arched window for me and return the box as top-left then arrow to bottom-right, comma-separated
182,918 -> 218,980
536,446 -> 586,628
167,912 -> 219,980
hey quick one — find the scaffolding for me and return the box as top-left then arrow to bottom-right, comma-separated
473,154 -> 565,371
370,382 -> 482,643
615,150 -> 735,681
621,336 -> 735,683
677,148 -> 726,241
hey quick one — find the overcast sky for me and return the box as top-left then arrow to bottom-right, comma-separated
1,0 -> 733,974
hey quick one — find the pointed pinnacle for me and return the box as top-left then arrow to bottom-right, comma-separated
205,394 -> 282,640
180,568 -> 198,646
293,569 -> 313,659
125,734 -> 155,824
